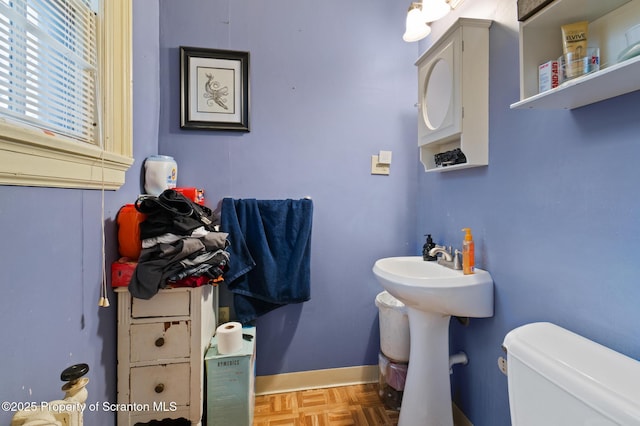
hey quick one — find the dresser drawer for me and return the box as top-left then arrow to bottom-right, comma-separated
131,290 -> 190,318
130,363 -> 190,406
130,321 -> 191,362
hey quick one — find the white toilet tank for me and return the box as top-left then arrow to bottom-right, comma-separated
503,322 -> 640,426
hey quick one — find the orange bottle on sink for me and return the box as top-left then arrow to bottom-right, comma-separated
461,228 -> 475,275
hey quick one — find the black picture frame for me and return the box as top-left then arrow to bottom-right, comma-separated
180,46 -> 250,132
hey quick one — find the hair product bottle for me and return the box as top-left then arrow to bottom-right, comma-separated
561,21 -> 589,79
462,228 -> 475,275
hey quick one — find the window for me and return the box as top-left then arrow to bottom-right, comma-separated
0,0 -> 132,190
0,0 -> 98,143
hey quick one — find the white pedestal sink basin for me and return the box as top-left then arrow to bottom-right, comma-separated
373,256 -> 494,426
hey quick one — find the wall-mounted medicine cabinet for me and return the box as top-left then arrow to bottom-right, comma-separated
416,18 -> 492,172
511,0 -> 640,110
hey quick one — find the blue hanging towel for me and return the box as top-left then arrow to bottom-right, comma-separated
220,198 -> 313,324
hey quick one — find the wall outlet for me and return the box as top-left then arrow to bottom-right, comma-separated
219,306 -> 230,324
371,155 -> 390,175
498,356 -> 508,376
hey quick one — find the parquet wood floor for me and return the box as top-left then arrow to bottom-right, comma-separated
253,383 -> 399,426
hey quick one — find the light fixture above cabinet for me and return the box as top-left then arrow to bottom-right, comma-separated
402,0 -> 465,42
403,2 -> 432,42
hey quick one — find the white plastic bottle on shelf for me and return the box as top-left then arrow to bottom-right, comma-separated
144,155 -> 177,195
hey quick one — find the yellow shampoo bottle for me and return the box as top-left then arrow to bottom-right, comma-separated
462,228 -> 475,275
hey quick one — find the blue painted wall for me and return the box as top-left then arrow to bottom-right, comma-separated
156,0 -> 418,376
419,1 -> 640,425
0,2 -> 159,424
1,1 -> 415,424
1,0 -> 639,425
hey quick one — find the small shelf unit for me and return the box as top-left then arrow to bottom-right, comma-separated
511,0 -> 640,110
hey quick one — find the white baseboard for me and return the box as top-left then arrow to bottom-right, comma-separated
255,365 -> 379,395
255,366 -> 473,425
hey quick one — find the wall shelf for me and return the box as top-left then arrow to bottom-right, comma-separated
511,55 -> 640,109
511,0 -> 640,110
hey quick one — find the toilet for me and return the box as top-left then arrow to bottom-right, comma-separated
502,322 -> 640,425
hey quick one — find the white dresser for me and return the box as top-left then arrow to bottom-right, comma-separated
116,286 -> 217,425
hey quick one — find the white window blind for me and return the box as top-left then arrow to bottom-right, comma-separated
0,0 -> 98,144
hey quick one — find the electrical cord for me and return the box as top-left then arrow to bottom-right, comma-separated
93,35 -> 109,308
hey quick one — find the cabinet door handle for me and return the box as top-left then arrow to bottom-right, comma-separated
155,337 -> 165,347
155,383 -> 165,393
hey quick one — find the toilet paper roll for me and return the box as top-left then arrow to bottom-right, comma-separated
216,322 -> 243,354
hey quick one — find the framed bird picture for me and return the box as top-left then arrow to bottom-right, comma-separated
180,46 -> 250,132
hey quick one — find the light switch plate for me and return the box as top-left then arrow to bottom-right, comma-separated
378,150 -> 392,164
371,155 -> 390,175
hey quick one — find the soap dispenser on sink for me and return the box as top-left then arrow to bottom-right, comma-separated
422,234 -> 437,261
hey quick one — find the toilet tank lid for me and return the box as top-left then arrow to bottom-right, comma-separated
503,322 -> 640,419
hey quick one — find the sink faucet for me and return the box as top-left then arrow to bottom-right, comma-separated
428,245 -> 453,261
428,245 -> 462,270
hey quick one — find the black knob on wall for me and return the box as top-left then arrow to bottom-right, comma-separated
61,364 -> 90,382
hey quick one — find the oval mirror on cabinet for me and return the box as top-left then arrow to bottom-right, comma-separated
422,58 -> 452,131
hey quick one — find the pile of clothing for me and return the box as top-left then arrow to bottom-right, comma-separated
128,189 -> 230,299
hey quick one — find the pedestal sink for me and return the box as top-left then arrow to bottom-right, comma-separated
373,256 -> 493,426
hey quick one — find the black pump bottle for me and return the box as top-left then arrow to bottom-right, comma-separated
423,234 -> 437,261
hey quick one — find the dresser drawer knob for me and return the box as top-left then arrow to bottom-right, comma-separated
155,383 -> 165,393
155,337 -> 165,347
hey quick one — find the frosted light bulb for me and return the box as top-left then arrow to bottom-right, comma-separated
403,6 -> 431,42
422,0 -> 450,23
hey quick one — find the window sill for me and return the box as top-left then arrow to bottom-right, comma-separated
0,124 -> 133,190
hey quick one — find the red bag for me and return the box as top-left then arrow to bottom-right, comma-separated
111,258 -> 137,287
173,187 -> 205,205
116,204 -> 146,259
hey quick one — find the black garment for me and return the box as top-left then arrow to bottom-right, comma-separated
129,238 -> 205,299
135,189 -> 219,239
128,190 -> 228,299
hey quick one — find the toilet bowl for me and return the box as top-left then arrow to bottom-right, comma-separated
503,322 -> 640,425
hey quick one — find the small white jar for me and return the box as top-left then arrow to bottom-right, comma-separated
144,155 -> 177,196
